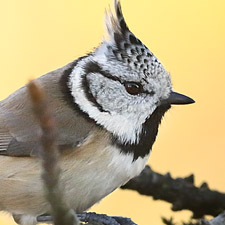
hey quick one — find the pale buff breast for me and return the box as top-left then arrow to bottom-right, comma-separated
0,130 -> 149,216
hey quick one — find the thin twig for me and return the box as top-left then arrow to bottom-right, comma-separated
201,211 -> 225,225
28,81 -> 79,225
161,211 -> 225,225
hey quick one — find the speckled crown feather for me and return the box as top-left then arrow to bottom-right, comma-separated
104,0 -> 165,77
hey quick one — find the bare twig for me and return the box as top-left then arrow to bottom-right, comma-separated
37,212 -> 138,225
28,81 -> 79,225
121,166 -> 225,218
162,211 -> 225,225
201,211 -> 225,225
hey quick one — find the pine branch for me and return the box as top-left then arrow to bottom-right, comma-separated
121,166 -> 225,218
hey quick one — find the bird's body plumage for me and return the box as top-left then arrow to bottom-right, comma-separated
0,1 -> 194,224
0,126 -> 149,218
0,57 -> 154,224
0,60 -> 93,157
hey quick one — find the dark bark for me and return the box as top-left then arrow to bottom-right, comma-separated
121,166 -> 225,218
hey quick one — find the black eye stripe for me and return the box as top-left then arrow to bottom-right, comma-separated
84,61 -> 155,96
84,61 -> 121,83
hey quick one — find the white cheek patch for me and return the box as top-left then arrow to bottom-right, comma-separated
69,58 -> 156,145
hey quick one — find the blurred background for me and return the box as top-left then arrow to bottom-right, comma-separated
0,0 -> 224,224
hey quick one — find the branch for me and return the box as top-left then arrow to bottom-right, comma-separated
28,81 -> 79,225
162,211 -> 225,225
201,211 -> 225,225
121,166 -> 225,218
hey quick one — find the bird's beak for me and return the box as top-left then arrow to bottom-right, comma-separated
167,91 -> 195,105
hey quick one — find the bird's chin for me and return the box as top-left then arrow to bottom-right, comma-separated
150,103 -> 171,117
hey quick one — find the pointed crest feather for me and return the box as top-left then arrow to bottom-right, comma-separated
104,0 -> 129,41
101,1 -> 165,78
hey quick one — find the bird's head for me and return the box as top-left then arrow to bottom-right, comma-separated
69,0 -> 194,147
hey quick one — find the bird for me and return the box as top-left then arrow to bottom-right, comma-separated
0,1 -> 194,225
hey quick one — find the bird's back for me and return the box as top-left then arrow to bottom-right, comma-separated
0,59 -> 95,157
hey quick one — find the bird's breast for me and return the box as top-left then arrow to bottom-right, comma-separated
0,130 -> 150,215
60,130 -> 150,212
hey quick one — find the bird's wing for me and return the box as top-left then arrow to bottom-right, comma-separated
0,60 -> 95,157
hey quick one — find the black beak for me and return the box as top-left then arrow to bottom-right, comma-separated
168,91 -> 195,105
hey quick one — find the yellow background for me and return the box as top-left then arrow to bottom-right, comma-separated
0,0 -> 225,224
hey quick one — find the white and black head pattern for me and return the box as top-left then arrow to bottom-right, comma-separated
68,0 -> 173,159
104,0 -> 165,78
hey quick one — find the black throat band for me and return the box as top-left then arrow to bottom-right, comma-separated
112,104 -> 171,161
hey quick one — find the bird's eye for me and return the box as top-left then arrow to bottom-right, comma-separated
124,82 -> 142,95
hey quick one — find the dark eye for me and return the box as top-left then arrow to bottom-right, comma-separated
124,82 -> 142,95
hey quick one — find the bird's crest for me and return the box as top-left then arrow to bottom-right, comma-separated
104,0 -> 129,37
103,0 -> 165,77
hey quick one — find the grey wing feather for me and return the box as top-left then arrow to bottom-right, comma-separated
0,127 -> 12,154
0,60 -> 95,157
